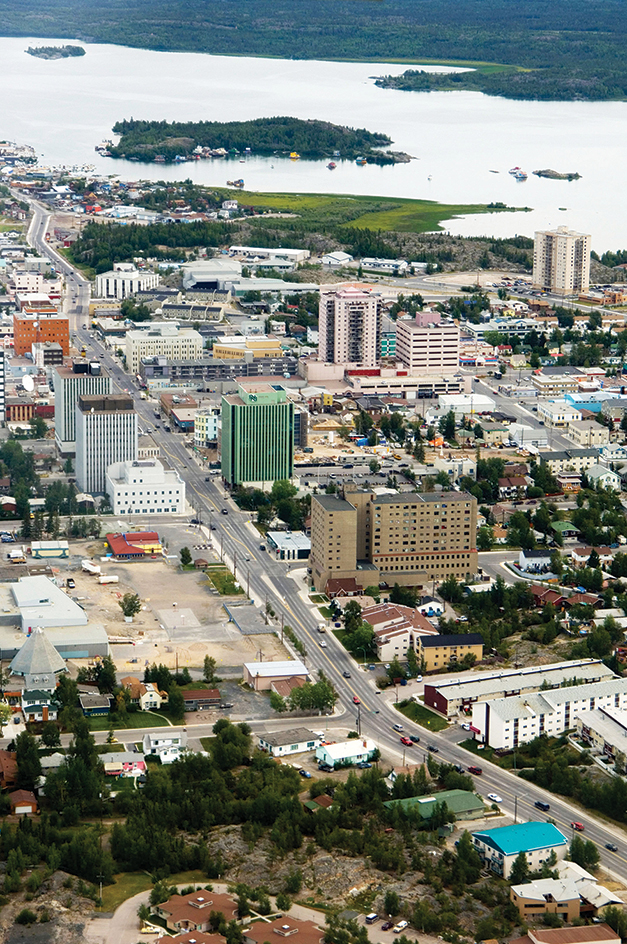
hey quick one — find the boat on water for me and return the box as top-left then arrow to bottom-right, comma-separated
290,151 -> 300,160
514,170 -> 528,180
327,161 -> 336,170
356,157 -> 367,165
509,166 -> 521,174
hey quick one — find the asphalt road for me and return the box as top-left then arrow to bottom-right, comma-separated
22,202 -> 627,882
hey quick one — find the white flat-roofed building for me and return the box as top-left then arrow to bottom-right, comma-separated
95,263 -> 160,300
472,677 -> 627,749
395,312 -> 460,373
125,325 -> 204,375
266,531 -> 311,561
12,575 -> 88,632
53,363 -> 111,456
76,394 -> 138,495
537,400 -> 582,428
575,706 -> 627,760
105,458 -> 185,516
258,727 -> 321,757
423,658 -> 615,718
229,246 -> 310,268
437,393 -> 495,417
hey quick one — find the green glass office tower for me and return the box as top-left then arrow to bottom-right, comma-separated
221,385 -> 294,486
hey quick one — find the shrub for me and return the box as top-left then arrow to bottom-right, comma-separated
15,909 -> 37,925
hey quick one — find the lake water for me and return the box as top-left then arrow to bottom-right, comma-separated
2,36 -> 627,251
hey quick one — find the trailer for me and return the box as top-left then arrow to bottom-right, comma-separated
82,559 -> 101,575
98,575 -> 119,585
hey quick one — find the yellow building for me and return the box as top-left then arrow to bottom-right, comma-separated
416,633 -> 483,672
212,336 -> 284,360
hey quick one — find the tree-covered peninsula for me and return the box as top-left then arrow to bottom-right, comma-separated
26,44 -> 85,59
107,117 -> 410,164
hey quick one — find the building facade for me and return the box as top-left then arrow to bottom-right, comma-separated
416,632 -> 483,672
194,408 -> 220,447
75,395 -> 138,494
533,226 -> 591,295
13,312 -> 69,356
318,286 -> 382,367
95,263 -> 160,300
395,312 -> 460,373
472,822 -> 568,878
309,486 -> 477,593
53,362 -> 111,455
220,384 -> 294,487
125,325 -> 204,374
105,458 -> 185,515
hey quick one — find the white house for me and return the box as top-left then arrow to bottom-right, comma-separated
258,727 -> 321,757
143,731 -> 187,764
518,548 -> 553,573
316,738 -> 377,769
586,464 -> 621,491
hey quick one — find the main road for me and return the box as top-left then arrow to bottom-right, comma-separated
24,203 -> 627,881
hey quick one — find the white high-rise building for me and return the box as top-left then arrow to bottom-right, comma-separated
532,226 -> 591,295
395,311 -> 460,373
319,286 -> 381,367
105,459 -> 185,515
75,395 -> 137,495
95,263 -> 160,300
53,362 -> 111,456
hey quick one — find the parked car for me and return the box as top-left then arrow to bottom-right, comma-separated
381,923 -> 393,932
318,763 -> 333,773
356,761 -> 372,769
66,578 -> 75,589
219,702 -> 233,709
393,922 -> 408,934
299,769 -> 312,778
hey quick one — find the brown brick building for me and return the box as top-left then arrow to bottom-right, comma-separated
13,312 -> 70,356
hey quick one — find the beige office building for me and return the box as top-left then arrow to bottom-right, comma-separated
318,286 -> 381,367
395,312 -> 460,372
310,486 -> 477,593
125,325 -> 204,374
533,226 -> 591,295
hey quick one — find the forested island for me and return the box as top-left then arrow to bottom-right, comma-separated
26,44 -> 85,59
6,0 -> 627,102
108,117 -> 411,164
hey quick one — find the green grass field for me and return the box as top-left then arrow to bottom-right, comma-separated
88,711 -> 171,731
101,869 -> 210,913
206,568 -> 244,595
395,700 -> 449,731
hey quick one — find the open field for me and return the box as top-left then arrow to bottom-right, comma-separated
395,700 -> 450,731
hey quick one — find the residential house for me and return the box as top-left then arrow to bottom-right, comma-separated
258,727 -> 321,757
315,738 -> 376,769
243,918 -> 325,944
471,821 -> 568,878
170,933 -> 226,944
143,731 -> 188,764
556,472 -> 583,492
0,750 -> 17,789
509,923 -> 620,944
586,464 -> 621,490
22,689 -> 57,722
518,548 -> 553,573
551,521 -> 580,540
79,694 -> 111,717
120,675 -> 167,711
153,891 -> 237,933
9,789 -> 38,815
529,585 -> 565,609
498,477 -> 528,499
571,546 -> 613,568
303,793 -> 335,813
362,602 -> 438,662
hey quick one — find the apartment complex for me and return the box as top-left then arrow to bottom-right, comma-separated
53,361 -> 111,455
533,226 -> 591,295
472,677 -> 627,750
416,633 -> 483,672
125,325 -> 204,374
13,312 -> 69,356
309,486 -> 477,594
95,263 -> 160,300
318,286 -> 381,367
75,395 -> 138,494
395,311 -> 460,372
105,458 -> 185,515
220,384 -> 294,487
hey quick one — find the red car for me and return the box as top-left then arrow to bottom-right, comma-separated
353,695 -> 361,704
571,821 -> 584,831
400,736 -> 412,746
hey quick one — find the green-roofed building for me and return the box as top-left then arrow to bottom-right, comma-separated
384,789 -> 484,821
221,383 -> 294,487
551,520 -> 580,538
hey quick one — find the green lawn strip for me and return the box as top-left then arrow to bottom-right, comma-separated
87,711 -> 172,731
96,743 -> 125,753
395,700 -> 449,731
318,606 -> 333,619
207,569 -> 244,594
200,737 -> 213,752
101,869 -> 209,913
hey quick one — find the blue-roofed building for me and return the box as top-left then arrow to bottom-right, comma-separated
472,821 -> 568,877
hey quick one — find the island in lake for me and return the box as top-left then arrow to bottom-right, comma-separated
106,117 -> 412,165
26,45 -> 85,60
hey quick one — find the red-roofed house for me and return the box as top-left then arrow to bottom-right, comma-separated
0,751 -> 18,789
362,602 -> 438,661
154,892 -> 237,933
325,577 -> 363,598
571,547 -> 613,568
170,934 -> 226,944
105,531 -> 162,560
120,676 -> 167,710
244,918 -> 325,944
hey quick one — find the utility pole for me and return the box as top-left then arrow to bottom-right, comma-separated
233,549 -> 237,581
514,796 -> 518,823
220,533 -> 224,562
246,568 -> 250,599
281,612 -> 284,645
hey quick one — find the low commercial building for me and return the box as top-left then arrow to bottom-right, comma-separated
30,540 -> 69,559
105,531 -> 163,560
519,548 -> 553,573
315,738 -> 377,769
266,531 -> 311,561
472,822 -> 568,878
384,789 -> 484,821
423,658 -> 613,718
258,727 -> 321,757
416,633 -> 483,672
531,374 -> 580,397
213,335 -> 285,360
538,400 -> 582,429
243,660 -> 308,691
472,677 -> 627,749
79,693 -> 111,717
510,878 -> 582,922
182,689 -> 220,710
153,891 -> 237,934
106,458 -> 186,516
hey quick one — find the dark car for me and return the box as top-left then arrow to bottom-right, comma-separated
410,735 -> 420,744
356,761 -> 372,769
221,509 -> 229,515
534,800 -> 550,812
219,702 -> 233,709
259,544 -> 266,551
190,518 -> 200,524
318,763 -> 334,773
427,745 -> 439,753
381,923 -> 393,932
343,670 -> 351,678
606,843 -> 618,852
299,769 -> 312,779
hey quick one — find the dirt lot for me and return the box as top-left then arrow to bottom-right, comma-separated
65,540 -> 289,675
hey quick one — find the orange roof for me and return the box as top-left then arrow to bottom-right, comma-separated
244,918 -> 324,944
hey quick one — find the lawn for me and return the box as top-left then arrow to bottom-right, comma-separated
206,568 -> 244,595
88,711 -> 172,732
102,869 -> 211,913
318,606 -> 333,619
395,700 -> 449,731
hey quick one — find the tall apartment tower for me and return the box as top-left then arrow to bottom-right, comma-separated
220,383 -> 294,487
0,354 -> 6,423
319,286 -> 381,366
75,395 -> 137,494
532,226 -> 591,295
53,361 -> 111,456
310,487 -> 477,594
395,311 -> 460,373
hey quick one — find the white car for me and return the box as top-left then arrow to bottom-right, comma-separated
487,793 -> 503,803
392,922 -> 408,934
319,640 -> 327,648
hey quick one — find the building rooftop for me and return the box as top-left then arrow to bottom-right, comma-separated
244,660 -> 308,679
472,821 -> 568,856
384,789 -> 484,816
313,495 -> 357,512
260,727 -> 319,747
487,677 -> 627,723
512,926 -> 620,944
424,659 -> 612,701
419,633 -> 483,648
9,627 -> 68,678
319,738 -> 376,760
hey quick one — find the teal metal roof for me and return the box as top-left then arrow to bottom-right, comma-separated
472,821 -> 567,856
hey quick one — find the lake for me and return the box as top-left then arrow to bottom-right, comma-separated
2,36 -> 626,251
